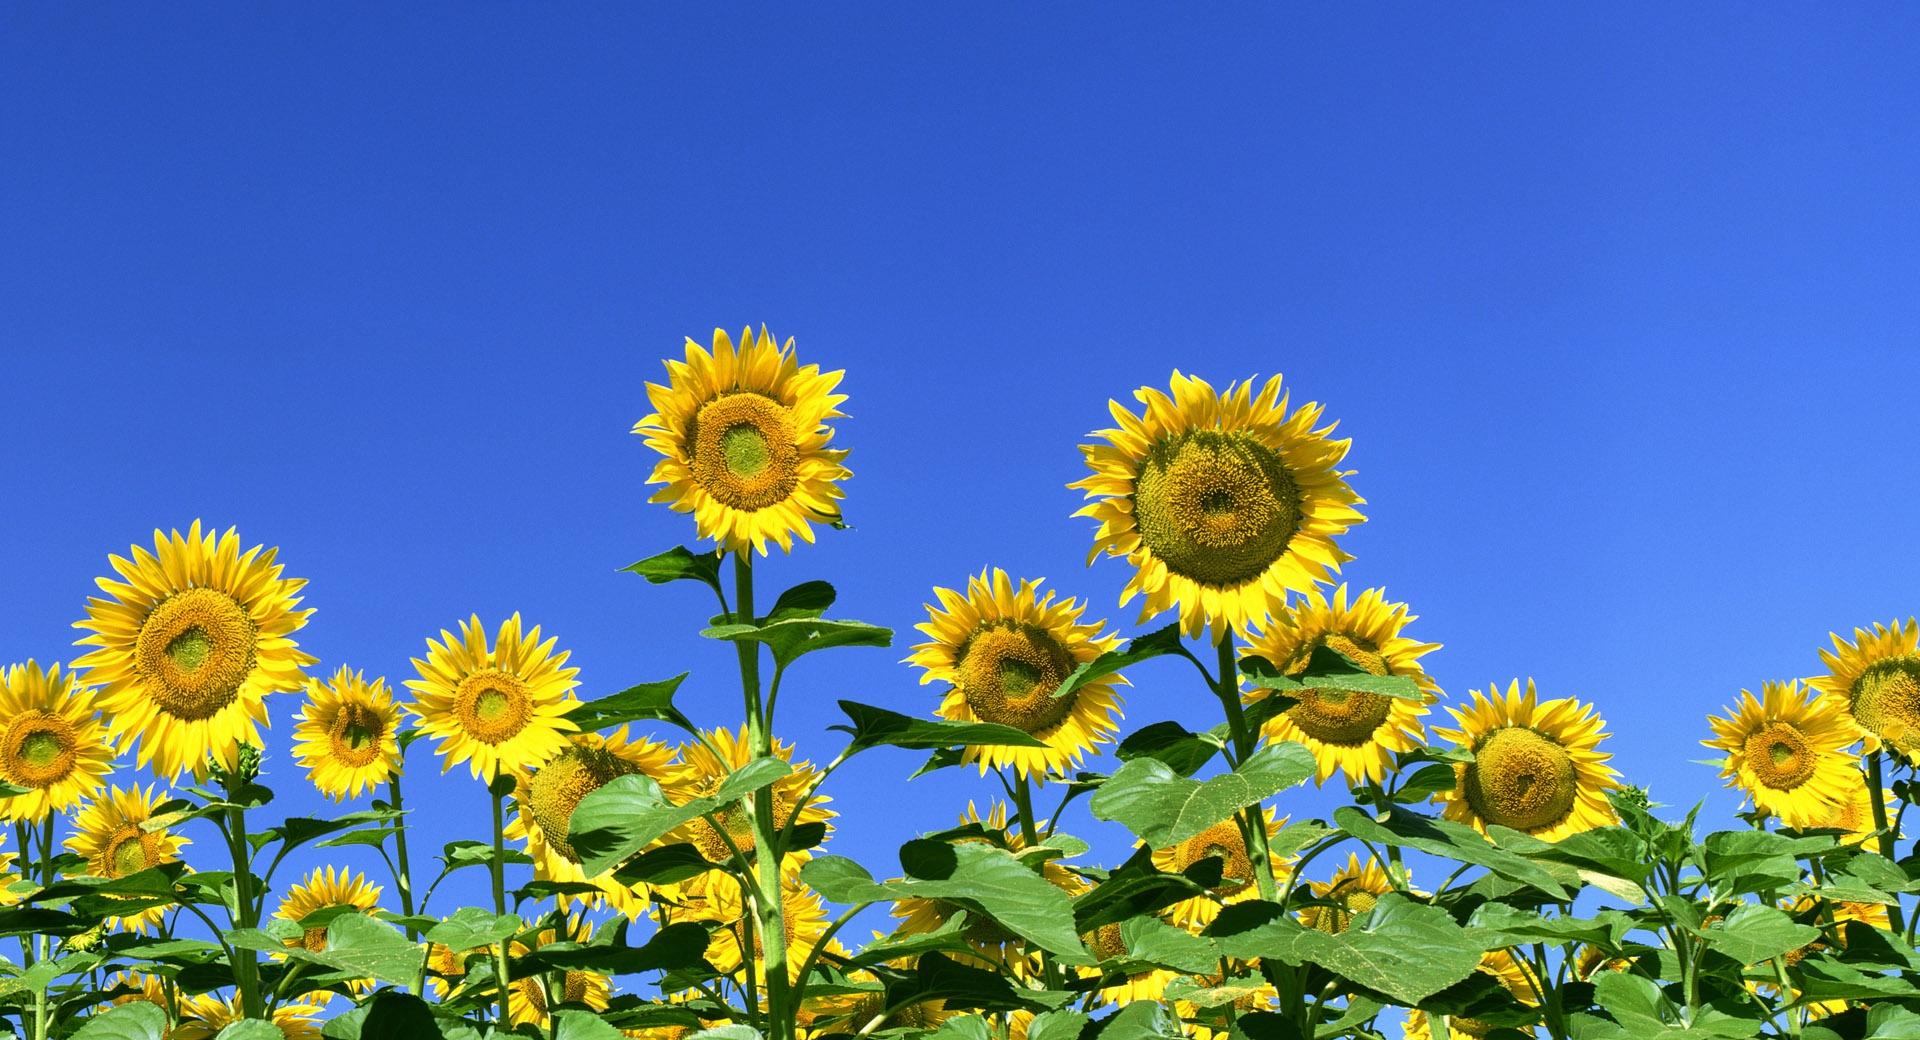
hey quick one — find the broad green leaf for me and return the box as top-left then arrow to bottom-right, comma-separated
1090,741 -> 1315,848
892,842 -> 1089,960
553,1012 -> 628,1040
611,842 -> 715,887
689,1028 -> 761,1040
566,674 -> 694,733
519,922 -> 710,975
1239,644 -> 1423,701
1023,1011 -> 1088,1040
321,993 -> 482,1040
1115,721 -> 1222,778
1701,830 -> 1830,894
1333,806 -> 1570,900
422,907 -> 522,951
571,757 -> 791,876
1118,915 -> 1219,974
1070,847 -> 1218,931
1208,894 -> 1487,1005
1159,974 -> 1269,1008
622,546 -> 723,594
845,912 -> 980,967
1592,972 -> 1682,1031
767,580 -> 836,620
926,1018 -> 991,1040
1696,903 -> 1820,966
1465,903 -> 1622,948
1795,957 -> 1920,1002
252,808 -> 401,854
1095,1000 -> 1186,1040
800,856 -> 891,905
832,700 -> 1046,752
245,913 -> 424,988
214,1023 -> 287,1040
701,616 -> 893,670
71,1002 -> 167,1040
1053,622 -> 1183,702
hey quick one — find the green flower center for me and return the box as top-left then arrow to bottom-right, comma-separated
1132,431 -> 1302,587
721,424 -> 772,477
453,669 -> 533,745
1463,727 -> 1578,833
135,587 -> 259,721
691,392 -> 800,511
166,627 -> 214,671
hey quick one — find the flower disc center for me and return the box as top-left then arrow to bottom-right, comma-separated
1743,721 -> 1816,790
1463,727 -> 1578,833
1852,657 -> 1920,752
957,624 -> 1077,734
453,670 -> 534,745
4,712 -> 78,786
327,704 -> 387,768
527,746 -> 638,864
1174,819 -> 1255,896
103,826 -> 161,878
691,393 -> 800,511
134,587 -> 259,721
1131,431 -> 1303,588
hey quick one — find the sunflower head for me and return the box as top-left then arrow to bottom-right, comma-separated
1702,680 -> 1860,827
1149,807 -> 1291,928
404,613 -> 581,781
633,326 -> 851,556
292,667 -> 404,801
172,993 -> 323,1040
1434,680 -> 1620,841
0,661 -> 114,821
1298,853 -> 1396,934
275,865 -> 383,954
65,784 -> 189,933
507,915 -> 611,1027
1244,585 -> 1438,786
668,725 -> 831,892
506,726 -> 681,915
1814,618 -> 1920,755
908,569 -> 1125,780
71,522 -> 315,780
1072,372 -> 1365,637
696,864 -> 839,986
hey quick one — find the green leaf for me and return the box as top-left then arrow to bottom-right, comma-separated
1023,1011 -> 1088,1040
253,808 -> 401,854
768,580 -> 836,620
1118,915 -> 1219,974
322,993 -> 482,1040
1094,1000 -> 1186,1040
520,922 -> 711,975
1208,894 -> 1488,1005
1592,972 -> 1683,1031
832,701 -> 1047,752
1053,622 -> 1183,702
552,1012 -> 628,1040
1239,644 -> 1423,701
566,674 -> 695,733
265,913 -> 425,988
611,842 -> 716,887
891,842 -> 1090,961
622,546 -> 723,595
213,1023 -> 289,1040
1333,806 -> 1570,900
799,856 -> 891,905
71,1002 -> 167,1040
1696,903 -> 1820,966
422,907 -> 522,951
1070,846 -> 1218,931
571,757 -> 792,876
702,616 -> 893,670
844,911 -> 980,968
926,1018 -> 990,1040
1090,741 -> 1315,849
1114,721 -> 1221,778
1702,830 -> 1826,894
888,953 -> 1064,1013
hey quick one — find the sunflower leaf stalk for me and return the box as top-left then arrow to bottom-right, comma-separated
1213,633 -> 1279,902
488,772 -> 514,1027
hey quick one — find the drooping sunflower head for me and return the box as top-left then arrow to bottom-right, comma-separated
404,613 -> 581,781
1434,680 -> 1621,841
1571,945 -> 1635,981
71,521 -> 316,780
668,725 -> 831,892
507,915 -> 611,1027
65,784 -> 189,933
1702,680 -> 1861,827
292,667 -> 404,801
275,865 -> 384,955
1071,372 -> 1365,637
909,568 -> 1125,781
1298,853 -> 1396,934
1149,807 -> 1291,928
633,326 -> 851,556
172,993 -> 323,1040
0,661 -> 114,821
506,726 -> 681,915
1814,618 -> 1920,756
1244,585 -> 1439,786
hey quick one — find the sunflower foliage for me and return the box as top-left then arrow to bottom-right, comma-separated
3,329 -> 1920,1040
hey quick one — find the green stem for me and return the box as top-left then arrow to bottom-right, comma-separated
33,817 -> 53,1040
1868,752 -> 1908,934
222,780 -> 265,1021
387,776 -> 419,939
1771,956 -> 1802,1037
1010,770 -> 1064,991
735,553 -> 791,1040
1213,632 -> 1278,901
490,783 -> 512,1027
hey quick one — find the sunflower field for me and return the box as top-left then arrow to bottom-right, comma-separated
6,326 -> 1920,1040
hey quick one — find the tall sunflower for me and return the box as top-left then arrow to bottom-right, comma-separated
1071,372 -> 1365,637
698,864 -> 840,987
507,916 -> 611,1028
1242,585 -> 1438,786
1149,806 -> 1291,928
909,568 -> 1125,780
66,784 -> 189,933
1297,853 -> 1397,934
667,725 -> 832,894
172,993 -> 322,1040
633,326 -> 851,556
507,726 -> 682,915
0,661 -> 113,821
101,970 -> 171,1011
71,521 -> 315,780
1434,680 -> 1620,841
292,667 -> 404,801
1702,680 -> 1860,827
405,613 -> 581,780
1809,781 -> 1886,846
1813,618 -> 1920,756
275,865 -> 384,954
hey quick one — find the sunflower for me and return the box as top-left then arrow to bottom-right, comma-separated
405,613 -> 581,780
890,802 -> 1082,966
507,916 -> 611,1028
1081,922 -> 1178,1007
65,784 -> 190,933
1433,680 -> 1620,841
71,521 -> 315,780
292,667 -> 404,801
698,865 -> 840,987
172,993 -> 323,1040
1178,975 -> 1281,1040
668,725 -> 832,894
275,865 -> 384,953
1814,618 -> 1920,756
1401,950 -> 1542,1039
633,326 -> 851,556
1571,945 -> 1635,981
1071,372 -> 1365,638
908,568 -> 1125,780
1243,585 -> 1438,786
1807,782 -> 1888,846
506,726 -> 681,915
0,661 -> 113,820
1149,806 -> 1291,928
1298,853 -> 1396,934
1702,681 -> 1860,827
802,977 -> 951,1035
100,970 -> 171,1012
424,942 -> 489,999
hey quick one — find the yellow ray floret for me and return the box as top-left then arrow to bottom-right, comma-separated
71,521 -> 315,780
1813,618 -> 1920,756
65,784 -> 190,933
1298,853 -> 1398,934
100,970 -> 171,1011
1702,680 -> 1861,828
172,992 -> 323,1040
275,865 -> 384,953
0,661 -> 114,821
909,568 -> 1125,781
1243,585 -> 1439,787
666,725 -> 832,897
292,667 -> 405,801
1071,371 -> 1365,638
506,726 -> 682,916
1149,806 -> 1291,928
697,864 -> 841,986
1402,950 -> 1542,1038
633,326 -> 851,556
405,613 -> 581,781
507,915 -> 611,1028
1433,680 -> 1620,841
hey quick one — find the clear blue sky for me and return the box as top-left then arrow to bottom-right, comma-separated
4,3 -> 1919,962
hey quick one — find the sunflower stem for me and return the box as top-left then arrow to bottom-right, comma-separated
734,553 -> 793,1040
1868,751 -> 1908,934
386,776 -> 419,940
489,781 -> 513,1027
33,817 -> 53,1040
1010,769 -> 1064,991
1213,632 -> 1278,902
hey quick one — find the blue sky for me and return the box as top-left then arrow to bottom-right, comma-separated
4,2 -> 1920,975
